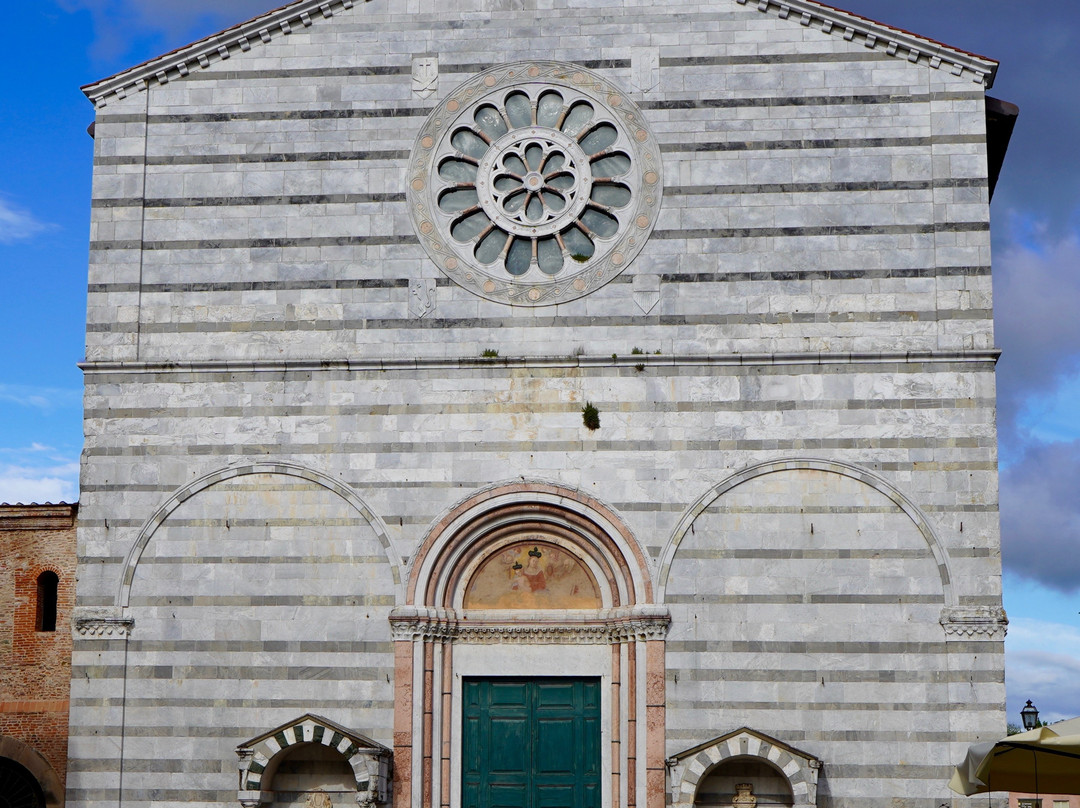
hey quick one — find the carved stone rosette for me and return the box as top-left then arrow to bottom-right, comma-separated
406,61 -> 663,306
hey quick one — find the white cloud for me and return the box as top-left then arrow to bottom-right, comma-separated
58,0 -> 277,61
1007,618 -> 1080,723
0,197 -> 50,244
0,462 -> 79,505
0,385 -> 82,412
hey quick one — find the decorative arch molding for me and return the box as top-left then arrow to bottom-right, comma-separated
0,735 -> 64,808
406,478 -> 656,609
236,714 -> 391,808
117,460 -> 403,607
390,480 -> 670,808
655,457 -> 957,607
667,728 -> 821,808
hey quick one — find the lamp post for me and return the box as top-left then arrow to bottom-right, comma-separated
1020,700 -> 1040,731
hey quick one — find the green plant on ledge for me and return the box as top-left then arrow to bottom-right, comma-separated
481,349 -> 499,358
582,401 -> 600,431
631,347 -> 645,372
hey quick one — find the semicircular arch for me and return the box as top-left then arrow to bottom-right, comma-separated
118,461 -> 403,607
0,736 -> 64,808
408,479 -> 655,609
656,457 -> 955,606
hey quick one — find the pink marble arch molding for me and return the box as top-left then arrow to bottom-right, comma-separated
407,479 -> 656,609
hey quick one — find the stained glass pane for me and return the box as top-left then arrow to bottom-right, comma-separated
580,123 -> 618,155
561,102 -> 594,136
475,228 -> 507,264
563,226 -> 594,260
537,91 -> 564,128
439,158 -> 478,183
537,237 -> 563,275
505,92 -> 532,128
474,105 -> 508,140
452,128 -> 489,159
590,183 -> 632,208
590,152 -> 631,178
506,237 -> 532,275
452,211 -> 489,242
581,207 -> 619,238
439,188 -> 480,213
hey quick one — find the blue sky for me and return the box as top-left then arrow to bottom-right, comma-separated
1,0 -> 1078,729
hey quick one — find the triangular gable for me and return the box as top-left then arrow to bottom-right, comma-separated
237,712 -> 388,753
669,725 -> 819,766
82,0 -> 999,110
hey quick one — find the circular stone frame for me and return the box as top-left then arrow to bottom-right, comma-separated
406,61 -> 664,306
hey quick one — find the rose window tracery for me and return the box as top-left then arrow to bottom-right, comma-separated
408,62 -> 662,305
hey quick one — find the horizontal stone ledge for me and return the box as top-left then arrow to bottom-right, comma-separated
78,349 -> 1001,376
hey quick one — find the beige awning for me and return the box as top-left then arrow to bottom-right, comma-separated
949,717 -> 1080,796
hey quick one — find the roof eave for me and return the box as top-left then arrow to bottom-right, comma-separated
738,0 -> 999,88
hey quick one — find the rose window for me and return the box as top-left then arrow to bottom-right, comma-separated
408,62 -> 663,305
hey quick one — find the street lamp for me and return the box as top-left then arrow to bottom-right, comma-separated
1020,700 -> 1040,731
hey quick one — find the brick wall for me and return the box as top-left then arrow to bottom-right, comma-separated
0,503 -> 78,787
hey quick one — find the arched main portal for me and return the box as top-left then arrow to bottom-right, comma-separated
390,482 -> 669,808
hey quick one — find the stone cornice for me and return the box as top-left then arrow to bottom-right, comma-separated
940,606 -> 1008,640
81,0 -> 358,109
737,0 -> 999,88
78,349 -> 1001,377
75,617 -> 134,638
389,605 -> 671,644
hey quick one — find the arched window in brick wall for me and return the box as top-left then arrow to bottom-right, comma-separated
35,571 -> 58,632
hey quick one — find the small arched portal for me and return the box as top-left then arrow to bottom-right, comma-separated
390,482 -> 669,808
236,715 -> 391,808
0,736 -> 64,808
668,729 -> 820,808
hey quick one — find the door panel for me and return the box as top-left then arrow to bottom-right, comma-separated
463,678 -> 600,808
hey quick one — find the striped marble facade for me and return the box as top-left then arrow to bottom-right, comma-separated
70,2 -> 1007,808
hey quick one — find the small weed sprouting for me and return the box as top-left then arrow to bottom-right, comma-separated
632,347 -> 645,372
481,349 -> 499,358
582,401 -> 600,431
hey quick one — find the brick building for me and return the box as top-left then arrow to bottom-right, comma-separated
69,2 -> 1015,808
0,503 -> 77,808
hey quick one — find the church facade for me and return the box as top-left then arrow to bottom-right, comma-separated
70,2 -> 1011,808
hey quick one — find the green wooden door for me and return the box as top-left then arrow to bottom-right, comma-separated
463,678 -> 600,808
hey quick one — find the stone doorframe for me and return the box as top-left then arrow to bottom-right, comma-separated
389,481 -> 669,808
667,728 -> 821,808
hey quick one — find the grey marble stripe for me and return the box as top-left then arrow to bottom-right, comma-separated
89,178 -> 986,209
653,222 -> 988,240
665,594 -> 945,604
85,265 -> 991,295
95,149 -> 407,166
673,669 -> 1001,683
125,595 -> 395,606
92,309 -> 992,334
668,640 -> 956,653
72,697 -> 392,709
109,664 -> 392,680
660,134 -> 983,154
667,699 -> 988,712
644,88 -> 983,106
128,640 -> 390,653
81,397 -> 995,420
95,88 -> 975,127
673,548 -> 929,559
81,435 -> 992,459
89,234 -> 417,252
